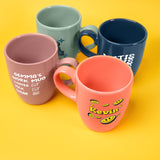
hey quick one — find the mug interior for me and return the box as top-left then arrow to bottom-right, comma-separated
37,6 -> 81,28
99,19 -> 147,44
77,56 -> 133,92
5,34 -> 57,63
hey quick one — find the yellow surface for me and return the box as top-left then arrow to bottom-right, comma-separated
0,0 -> 160,159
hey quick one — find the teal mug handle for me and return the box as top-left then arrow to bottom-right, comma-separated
78,25 -> 98,57
80,25 -> 98,51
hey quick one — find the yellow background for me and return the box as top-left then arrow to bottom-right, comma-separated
0,0 -> 160,159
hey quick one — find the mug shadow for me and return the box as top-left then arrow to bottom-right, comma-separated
37,85 -> 77,111
134,36 -> 160,83
114,98 -> 136,130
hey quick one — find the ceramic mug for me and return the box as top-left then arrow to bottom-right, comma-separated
54,55 -> 134,132
36,5 -> 98,59
4,33 -> 78,105
78,18 -> 147,74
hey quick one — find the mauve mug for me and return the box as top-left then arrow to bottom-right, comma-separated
36,5 -> 98,59
54,56 -> 134,132
78,18 -> 147,74
4,33 -> 78,105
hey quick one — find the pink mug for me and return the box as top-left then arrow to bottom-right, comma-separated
4,33 -> 78,105
54,55 -> 134,132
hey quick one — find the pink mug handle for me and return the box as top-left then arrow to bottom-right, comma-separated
54,66 -> 76,102
57,57 -> 79,68
57,57 -> 79,85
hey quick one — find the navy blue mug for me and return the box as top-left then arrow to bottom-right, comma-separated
78,18 -> 147,74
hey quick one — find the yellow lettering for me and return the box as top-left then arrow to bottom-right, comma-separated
89,107 -> 119,115
89,107 -> 97,113
96,110 -> 103,115
109,109 -> 113,114
115,108 -> 119,112
103,110 -> 109,115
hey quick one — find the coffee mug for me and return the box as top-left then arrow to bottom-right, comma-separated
36,5 -> 98,59
4,33 -> 78,105
54,56 -> 134,132
78,18 -> 147,74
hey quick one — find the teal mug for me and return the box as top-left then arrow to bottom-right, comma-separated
36,5 -> 98,59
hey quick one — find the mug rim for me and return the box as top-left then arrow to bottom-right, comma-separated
4,33 -> 58,66
76,55 -> 134,94
36,5 -> 81,30
99,18 -> 147,46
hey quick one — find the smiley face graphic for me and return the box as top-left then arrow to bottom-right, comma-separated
100,115 -> 116,124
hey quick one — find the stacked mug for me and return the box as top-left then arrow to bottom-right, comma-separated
4,5 -> 147,132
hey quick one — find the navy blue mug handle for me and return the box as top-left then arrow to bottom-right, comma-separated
78,30 -> 98,57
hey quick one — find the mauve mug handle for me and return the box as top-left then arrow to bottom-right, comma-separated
54,66 -> 76,102
78,26 -> 98,57
57,57 -> 78,86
